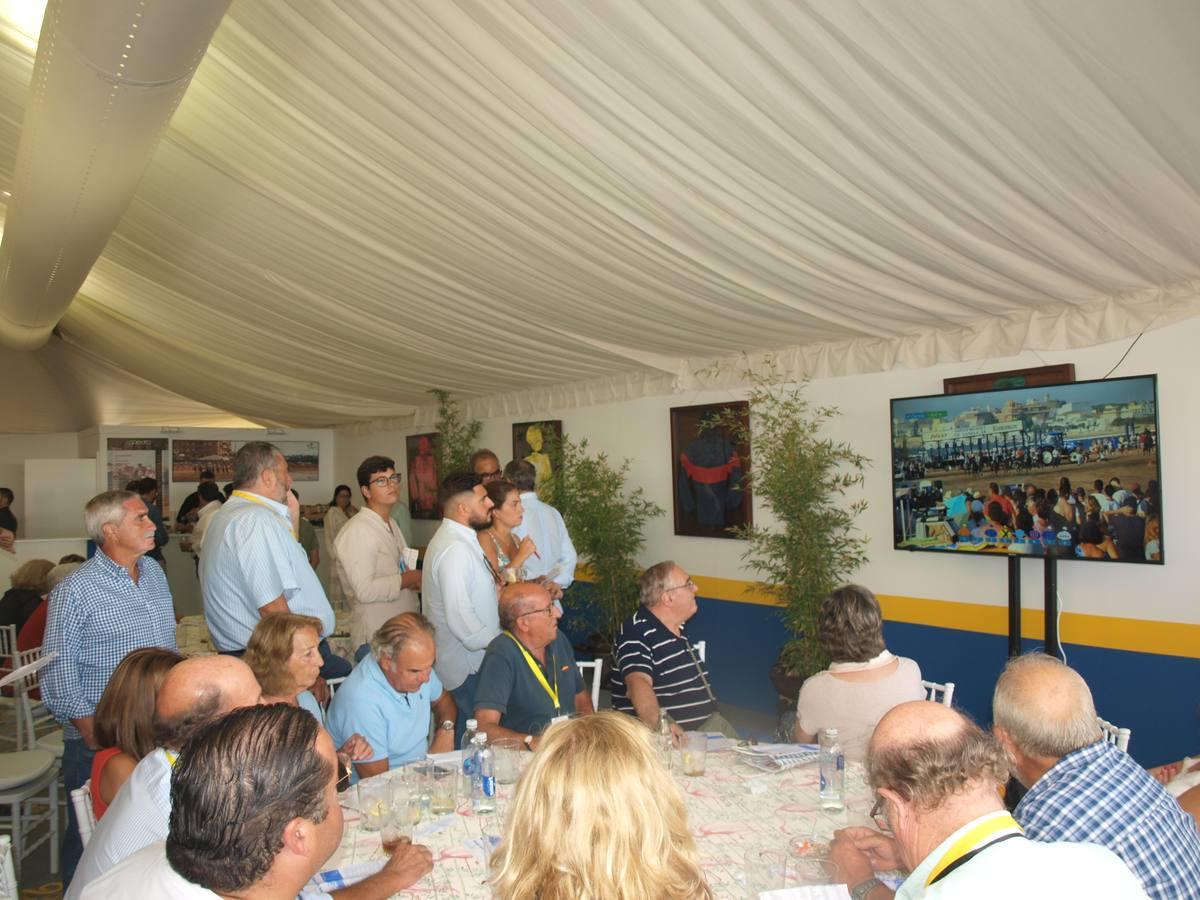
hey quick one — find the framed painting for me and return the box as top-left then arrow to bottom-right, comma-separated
406,432 -> 441,519
512,420 -> 563,491
670,402 -> 751,539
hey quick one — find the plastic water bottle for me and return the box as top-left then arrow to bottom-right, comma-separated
472,734 -> 496,813
462,719 -> 478,779
657,710 -> 674,768
818,728 -> 845,812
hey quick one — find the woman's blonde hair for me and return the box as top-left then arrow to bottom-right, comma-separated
10,558 -> 54,592
94,647 -> 183,759
244,612 -> 323,697
489,712 -> 711,900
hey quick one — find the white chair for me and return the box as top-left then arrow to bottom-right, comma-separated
693,640 -> 707,664
70,780 -> 96,848
922,679 -> 955,707
0,626 -> 20,751
576,659 -> 602,711
14,648 -> 59,753
0,653 -> 59,880
326,676 -> 346,698
0,835 -> 16,900
1097,716 -> 1131,752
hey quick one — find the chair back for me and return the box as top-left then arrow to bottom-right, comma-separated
13,649 -> 57,749
576,659 -> 602,710
326,676 -> 346,697
70,782 -> 97,848
1097,716 -> 1131,752
921,679 -> 955,707
0,650 -> 55,692
0,835 -> 15,900
0,624 -> 16,668
693,640 -> 707,664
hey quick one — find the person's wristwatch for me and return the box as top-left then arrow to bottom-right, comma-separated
439,720 -> 454,733
851,877 -> 883,900
523,734 -> 534,750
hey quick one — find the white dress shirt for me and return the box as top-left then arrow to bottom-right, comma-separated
422,518 -> 499,691
190,499 -> 221,556
68,749 -> 173,898
513,492 -> 577,588
80,843 -> 218,899
333,506 -> 419,646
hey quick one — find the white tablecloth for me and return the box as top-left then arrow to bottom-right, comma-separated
325,746 -> 874,898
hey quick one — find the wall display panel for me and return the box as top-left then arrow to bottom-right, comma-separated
107,437 -> 169,513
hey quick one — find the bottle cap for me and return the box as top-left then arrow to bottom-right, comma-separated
473,733 -> 487,745
465,718 -> 477,729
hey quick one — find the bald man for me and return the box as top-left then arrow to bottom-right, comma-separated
473,582 -> 592,750
829,701 -> 1147,900
67,656 -> 263,898
993,654 -> 1200,900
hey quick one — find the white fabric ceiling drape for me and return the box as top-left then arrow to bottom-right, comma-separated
1,0 -> 1199,429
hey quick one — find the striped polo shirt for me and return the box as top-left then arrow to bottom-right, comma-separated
610,606 -> 716,728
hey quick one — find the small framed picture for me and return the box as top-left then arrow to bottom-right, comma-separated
670,402 -> 751,538
512,420 -> 563,491
405,433 -> 440,520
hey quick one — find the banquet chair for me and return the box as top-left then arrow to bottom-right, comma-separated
0,626 -> 19,751
14,649 -> 59,753
0,653 -> 59,881
70,780 -> 96,848
0,835 -> 15,900
1097,717 -> 1131,752
921,679 -> 955,707
326,676 -> 346,698
693,640 -> 707,664
576,659 -> 602,710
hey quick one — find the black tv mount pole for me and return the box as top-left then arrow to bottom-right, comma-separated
1006,554 -> 1062,659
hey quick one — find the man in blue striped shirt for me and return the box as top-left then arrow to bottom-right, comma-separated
611,560 -> 716,739
993,653 -> 1200,900
43,489 -> 177,886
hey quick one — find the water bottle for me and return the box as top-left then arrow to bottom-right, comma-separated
818,728 -> 845,812
657,710 -> 674,768
472,734 -> 496,813
462,718 -> 478,779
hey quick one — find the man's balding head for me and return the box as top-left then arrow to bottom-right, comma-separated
154,656 -> 263,750
993,653 -> 1101,761
499,581 -> 549,630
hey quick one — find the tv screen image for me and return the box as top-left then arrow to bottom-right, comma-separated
891,374 -> 1161,564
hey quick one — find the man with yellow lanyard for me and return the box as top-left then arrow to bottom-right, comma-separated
473,582 -> 593,749
828,702 -> 1147,900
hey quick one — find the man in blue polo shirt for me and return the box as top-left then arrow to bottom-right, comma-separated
611,560 -> 720,740
327,612 -> 457,780
474,582 -> 592,749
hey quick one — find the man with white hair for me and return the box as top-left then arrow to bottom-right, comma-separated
42,489 -> 178,886
828,701 -> 1147,899
992,653 -> 1200,900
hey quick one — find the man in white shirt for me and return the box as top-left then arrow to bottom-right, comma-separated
68,656 -> 263,898
827,701 -> 1147,900
504,459 -> 576,598
189,481 -> 223,558
334,455 -> 422,650
422,472 -> 497,744
81,704 -> 432,899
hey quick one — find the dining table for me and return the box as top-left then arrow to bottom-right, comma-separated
318,740 -> 878,898
175,612 -> 355,659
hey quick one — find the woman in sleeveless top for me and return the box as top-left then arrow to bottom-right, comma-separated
479,479 -> 537,585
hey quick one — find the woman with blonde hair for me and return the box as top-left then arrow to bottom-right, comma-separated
0,558 -> 54,633
490,712 -> 711,900
90,647 -> 183,817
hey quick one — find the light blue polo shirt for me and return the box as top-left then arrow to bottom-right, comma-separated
326,654 -> 443,777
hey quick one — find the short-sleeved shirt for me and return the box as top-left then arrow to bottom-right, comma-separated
199,492 -> 334,652
610,606 -> 716,728
326,654 -> 442,776
474,630 -> 582,735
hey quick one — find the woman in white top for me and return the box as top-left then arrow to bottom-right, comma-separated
793,584 -> 926,760
323,484 -> 358,610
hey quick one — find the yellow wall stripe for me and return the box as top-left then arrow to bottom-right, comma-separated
571,567 -> 1199,659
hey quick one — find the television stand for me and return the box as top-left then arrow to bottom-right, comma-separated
1006,555 -> 1062,660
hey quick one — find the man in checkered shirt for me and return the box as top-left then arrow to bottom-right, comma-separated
42,490 -> 177,887
993,653 -> 1200,900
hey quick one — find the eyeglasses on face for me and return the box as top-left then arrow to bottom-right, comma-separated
478,470 -> 501,482
870,795 -> 891,832
664,579 -> 697,593
518,604 -> 556,619
369,474 -> 402,487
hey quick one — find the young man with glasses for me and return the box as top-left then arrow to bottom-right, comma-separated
333,456 -> 423,653
473,582 -> 592,749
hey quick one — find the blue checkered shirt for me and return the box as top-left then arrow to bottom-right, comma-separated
42,550 -> 177,741
1015,740 -> 1200,900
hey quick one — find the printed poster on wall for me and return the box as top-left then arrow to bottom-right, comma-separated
107,438 -> 170,516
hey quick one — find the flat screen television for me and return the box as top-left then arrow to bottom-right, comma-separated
891,374 -> 1161,564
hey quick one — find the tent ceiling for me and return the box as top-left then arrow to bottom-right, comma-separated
1,0 -> 1199,430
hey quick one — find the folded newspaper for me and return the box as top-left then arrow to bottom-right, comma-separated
733,742 -> 820,772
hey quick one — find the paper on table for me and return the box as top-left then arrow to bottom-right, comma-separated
758,886 -> 851,900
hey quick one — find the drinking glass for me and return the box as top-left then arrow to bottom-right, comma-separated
681,731 -> 707,776
492,739 -> 523,785
744,847 -> 788,897
357,778 -> 389,832
429,765 -> 458,815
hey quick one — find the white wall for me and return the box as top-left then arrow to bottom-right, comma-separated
337,318 -> 1197,628
24,459 -> 97,538
0,431 -> 83,532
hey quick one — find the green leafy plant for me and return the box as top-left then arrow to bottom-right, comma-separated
707,361 -> 870,678
430,389 -> 481,476
543,434 -> 665,645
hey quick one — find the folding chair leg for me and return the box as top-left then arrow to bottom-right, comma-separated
49,778 -> 59,874
9,800 -> 19,883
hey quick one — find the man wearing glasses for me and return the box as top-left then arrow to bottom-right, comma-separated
333,456 -> 423,653
473,582 -> 593,749
611,560 -> 724,740
470,449 -> 503,484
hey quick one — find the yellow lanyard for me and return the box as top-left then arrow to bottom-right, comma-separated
503,631 -> 560,711
925,812 -> 1022,887
164,749 -> 178,767
232,490 -> 298,539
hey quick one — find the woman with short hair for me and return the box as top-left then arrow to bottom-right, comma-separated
489,712 -> 711,900
479,479 -> 537,585
90,647 -> 183,817
792,584 -> 926,759
0,558 -> 54,633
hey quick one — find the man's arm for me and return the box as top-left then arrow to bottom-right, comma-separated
573,689 -> 593,717
624,672 -> 683,741
830,828 -> 900,900
325,842 -> 433,899
259,595 -> 290,616
439,545 -> 498,651
353,757 -> 389,780
41,584 -> 94,740
474,708 -> 539,749
429,690 -> 457,754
